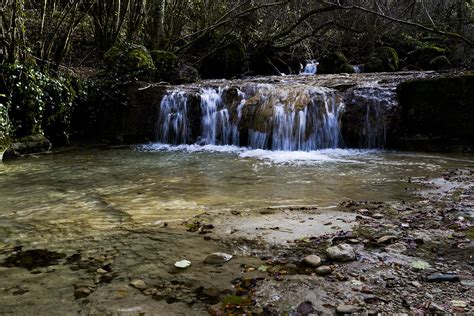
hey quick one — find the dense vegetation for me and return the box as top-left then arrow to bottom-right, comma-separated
1,0 -> 473,147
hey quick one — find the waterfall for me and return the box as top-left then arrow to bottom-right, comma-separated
156,83 -> 382,151
301,60 -> 319,75
198,88 -> 240,145
157,91 -> 189,144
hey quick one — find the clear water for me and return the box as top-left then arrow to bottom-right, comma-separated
1,145 -> 473,314
1,145 -> 473,245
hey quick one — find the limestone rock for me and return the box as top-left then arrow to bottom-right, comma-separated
326,244 -> 356,262
315,265 -> 333,276
303,255 -> 322,268
130,279 -> 147,290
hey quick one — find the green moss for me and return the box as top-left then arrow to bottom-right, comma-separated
339,63 -> 355,73
407,45 -> 448,70
150,50 -> 178,82
466,227 -> 474,240
429,55 -> 451,70
366,47 -> 399,72
318,51 -> 348,74
104,44 -> 155,80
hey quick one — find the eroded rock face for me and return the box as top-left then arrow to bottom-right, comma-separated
83,71 -> 471,151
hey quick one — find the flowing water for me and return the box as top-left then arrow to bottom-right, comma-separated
1,146 -> 473,244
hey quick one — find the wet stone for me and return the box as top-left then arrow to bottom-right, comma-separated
303,255 -> 322,268
377,235 -> 397,244
385,243 -> 407,253
326,244 -> 356,262
336,304 -> 361,314
426,273 -> 460,282
130,279 -> 147,290
315,265 -> 332,276
74,287 -> 92,299
204,252 -> 233,264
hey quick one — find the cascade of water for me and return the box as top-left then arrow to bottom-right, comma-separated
156,85 -> 349,151
301,60 -> 319,75
157,91 -> 189,144
199,88 -> 241,145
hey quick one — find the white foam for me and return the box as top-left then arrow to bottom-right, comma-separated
139,143 -> 374,165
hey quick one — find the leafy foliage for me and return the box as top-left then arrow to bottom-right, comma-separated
3,63 -> 77,143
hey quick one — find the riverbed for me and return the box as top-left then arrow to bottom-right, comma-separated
0,146 -> 473,314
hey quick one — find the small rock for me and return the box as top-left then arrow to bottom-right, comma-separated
326,244 -> 356,262
130,279 -> 147,290
315,265 -> 333,276
296,301 -> 315,315
377,235 -> 397,244
385,243 -> 407,253
411,260 -> 431,270
372,213 -> 384,219
204,252 -> 233,264
336,304 -> 361,314
204,287 -> 220,298
411,281 -> 422,288
451,300 -> 467,308
74,287 -> 91,299
303,255 -> 322,268
460,279 -> 474,287
175,260 -> 191,268
426,273 -> 460,282
96,268 -> 108,274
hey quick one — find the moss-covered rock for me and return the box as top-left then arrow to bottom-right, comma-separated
150,50 -> 178,82
407,46 -> 448,70
318,52 -> 348,74
366,47 -> 399,72
429,55 -> 451,70
2,134 -> 52,159
339,63 -> 356,73
104,44 -> 155,80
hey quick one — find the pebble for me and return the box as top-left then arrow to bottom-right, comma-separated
130,279 -> 147,290
326,244 -> 356,262
315,265 -> 332,276
74,287 -> 91,299
372,213 -> 384,219
336,304 -> 361,314
96,268 -> 108,274
204,252 -> 233,264
175,260 -> 191,268
303,255 -> 322,267
460,279 -> 474,287
296,301 -> 314,315
377,235 -> 397,244
385,243 -> 407,253
451,300 -> 467,308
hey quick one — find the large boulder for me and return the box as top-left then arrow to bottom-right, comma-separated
406,46 -> 449,70
318,52 -> 353,74
366,47 -> 399,72
150,50 -> 178,82
2,134 -> 51,160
